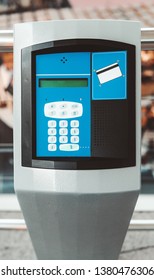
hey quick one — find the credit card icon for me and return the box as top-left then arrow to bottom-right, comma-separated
96,63 -> 122,84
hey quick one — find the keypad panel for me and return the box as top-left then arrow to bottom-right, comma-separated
47,117 -> 80,152
36,52 -> 91,157
44,101 -> 83,119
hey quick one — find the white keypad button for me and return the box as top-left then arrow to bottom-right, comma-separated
59,128 -> 68,135
59,136 -> 68,144
50,104 -> 56,109
59,120 -> 68,127
61,111 -> 67,117
71,128 -> 79,136
48,120 -> 57,127
44,101 -> 83,119
50,111 -> 56,117
59,144 -> 79,151
48,144 -> 57,151
70,120 -> 79,127
71,111 -> 79,117
60,103 -> 67,109
48,136 -> 57,143
72,103 -> 78,109
71,136 -> 79,143
48,128 -> 56,135
46,103 -> 56,110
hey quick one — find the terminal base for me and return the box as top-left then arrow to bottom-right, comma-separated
17,190 -> 139,259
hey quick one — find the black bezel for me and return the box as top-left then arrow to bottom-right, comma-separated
21,39 -> 136,170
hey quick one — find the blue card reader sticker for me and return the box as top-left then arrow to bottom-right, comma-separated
92,51 -> 127,100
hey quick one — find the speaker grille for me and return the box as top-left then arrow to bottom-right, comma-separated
92,101 -> 128,158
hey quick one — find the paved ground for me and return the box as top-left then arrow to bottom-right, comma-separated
0,1 -> 154,29
0,211 -> 154,260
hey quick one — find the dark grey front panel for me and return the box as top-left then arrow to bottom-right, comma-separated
21,39 -> 136,170
17,190 -> 139,260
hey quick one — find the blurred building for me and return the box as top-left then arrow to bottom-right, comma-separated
0,0 -> 154,29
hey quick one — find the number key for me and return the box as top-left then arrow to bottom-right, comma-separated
70,120 -> 79,127
71,128 -> 79,136
71,136 -> 79,143
48,120 -> 57,127
59,136 -> 68,143
48,144 -> 57,151
48,128 -> 56,135
59,128 -> 68,135
59,120 -> 68,127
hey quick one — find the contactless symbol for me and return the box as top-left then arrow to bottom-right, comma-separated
96,62 -> 122,84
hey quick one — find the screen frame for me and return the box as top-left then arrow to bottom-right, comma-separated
39,78 -> 88,88
21,38 -> 136,170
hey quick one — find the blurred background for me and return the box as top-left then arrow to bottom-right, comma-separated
1,0 -> 154,194
0,0 -> 154,260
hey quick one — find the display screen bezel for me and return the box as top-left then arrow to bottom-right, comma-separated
39,78 -> 88,88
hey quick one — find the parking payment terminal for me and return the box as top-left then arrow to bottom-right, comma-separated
14,20 -> 141,259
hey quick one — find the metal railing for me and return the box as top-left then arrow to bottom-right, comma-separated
0,27 -> 154,51
0,30 -> 13,51
141,28 -> 154,49
0,218 -> 154,231
0,28 -> 154,231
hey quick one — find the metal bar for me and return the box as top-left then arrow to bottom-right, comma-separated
0,148 -> 13,153
129,219 -> 154,231
0,219 -> 154,231
141,28 -> 154,41
0,30 -> 13,51
0,144 -> 13,153
0,219 -> 26,230
0,28 -> 154,51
